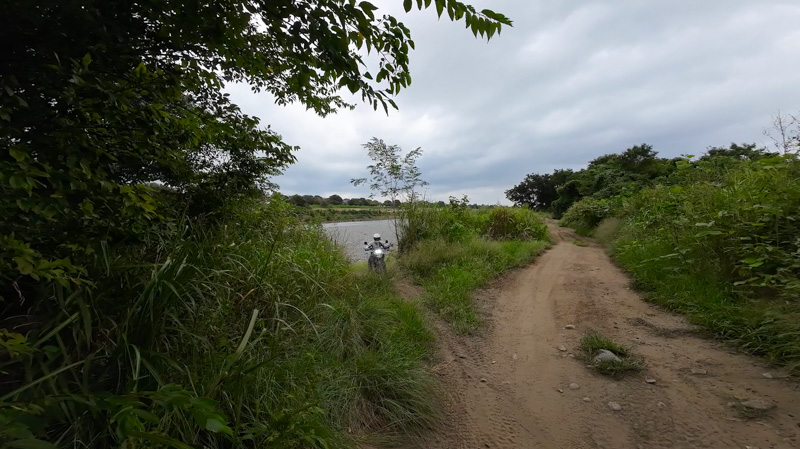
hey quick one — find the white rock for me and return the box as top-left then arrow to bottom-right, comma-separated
480,378 -> 487,383
762,372 -> 773,379
557,388 -> 564,393
608,402 -> 622,411
583,397 -> 591,402
739,399 -> 776,411
645,378 -> 657,384
564,324 -> 576,329
569,383 -> 580,390
690,368 -> 708,375
557,345 -> 567,352
593,349 -> 622,364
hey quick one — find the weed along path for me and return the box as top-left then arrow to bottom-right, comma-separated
423,222 -> 800,449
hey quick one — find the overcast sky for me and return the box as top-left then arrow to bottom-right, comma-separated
228,0 -> 800,204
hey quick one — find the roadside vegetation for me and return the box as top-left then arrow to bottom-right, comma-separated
507,127 -> 800,372
2,197 -> 438,448
399,199 -> 550,333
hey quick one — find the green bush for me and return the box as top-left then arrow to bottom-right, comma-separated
559,196 -> 620,235
480,207 -> 549,241
0,199 -> 435,448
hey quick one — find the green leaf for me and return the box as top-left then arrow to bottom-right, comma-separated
7,439 -> 56,449
359,1 -> 377,19
205,418 -> 233,436
435,0 -> 444,17
9,148 -> 27,162
82,53 -> 92,67
403,0 -> 412,13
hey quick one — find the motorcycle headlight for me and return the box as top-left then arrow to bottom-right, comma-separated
374,249 -> 384,256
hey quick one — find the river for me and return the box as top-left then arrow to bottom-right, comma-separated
322,219 -> 400,262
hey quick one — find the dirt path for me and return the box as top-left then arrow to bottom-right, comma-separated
424,222 -> 800,449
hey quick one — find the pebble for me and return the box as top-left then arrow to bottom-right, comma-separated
608,402 -> 622,411
690,368 -> 708,375
564,324 -> 576,329
762,372 -> 773,379
485,444 -> 490,448
557,388 -> 564,393
583,397 -> 592,402
480,378 -> 487,383
569,383 -> 580,390
492,360 -> 496,364
657,402 -> 666,408
645,378 -> 657,384
739,399 -> 776,411
558,345 -> 567,352
512,353 -> 518,360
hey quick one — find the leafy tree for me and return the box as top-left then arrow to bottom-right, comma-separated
327,194 -> 344,205
352,137 -> 427,244
351,138 -> 427,205
702,143 -> 777,161
288,194 -> 308,207
505,173 -> 558,211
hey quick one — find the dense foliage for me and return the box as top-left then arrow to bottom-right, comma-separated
516,139 -> 800,371
508,144 -> 695,217
1,1 -> 512,447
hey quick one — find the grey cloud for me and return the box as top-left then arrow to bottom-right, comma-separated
229,0 -> 800,204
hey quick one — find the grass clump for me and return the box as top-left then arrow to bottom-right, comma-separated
399,200 -> 550,333
580,333 -> 644,378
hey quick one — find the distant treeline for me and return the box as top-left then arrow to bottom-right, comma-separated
285,193 -> 493,209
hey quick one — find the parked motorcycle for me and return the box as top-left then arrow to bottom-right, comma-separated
364,233 -> 392,274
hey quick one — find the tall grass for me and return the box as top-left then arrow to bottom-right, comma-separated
399,202 -> 550,333
1,199 -> 435,448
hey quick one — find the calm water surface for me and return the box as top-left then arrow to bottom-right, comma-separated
322,219 -> 400,262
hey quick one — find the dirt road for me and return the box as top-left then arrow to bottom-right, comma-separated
424,223 -> 800,449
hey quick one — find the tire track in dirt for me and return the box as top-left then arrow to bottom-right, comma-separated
424,222 -> 800,449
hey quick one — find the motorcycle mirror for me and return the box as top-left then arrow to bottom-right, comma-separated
363,241 -> 368,245
385,240 -> 389,243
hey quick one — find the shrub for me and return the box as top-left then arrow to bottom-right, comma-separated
559,197 -> 620,235
480,207 -> 549,241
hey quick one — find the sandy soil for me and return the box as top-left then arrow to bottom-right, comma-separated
422,222 -> 800,449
